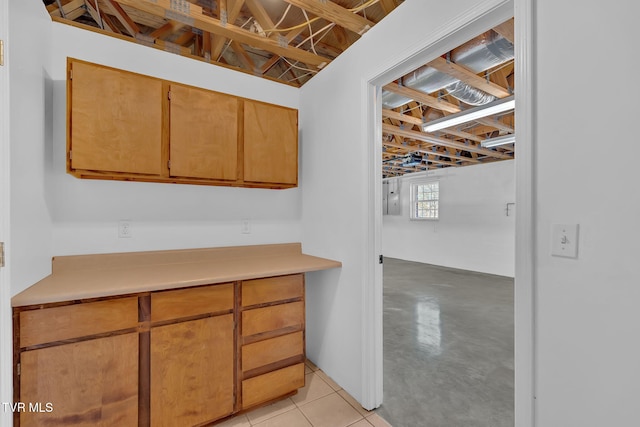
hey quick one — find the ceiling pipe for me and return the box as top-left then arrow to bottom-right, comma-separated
381,30 -> 514,109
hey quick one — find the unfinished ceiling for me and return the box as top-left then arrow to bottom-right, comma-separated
43,0 -> 403,86
381,18 -> 515,177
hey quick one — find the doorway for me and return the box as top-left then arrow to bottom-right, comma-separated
361,1 -> 534,426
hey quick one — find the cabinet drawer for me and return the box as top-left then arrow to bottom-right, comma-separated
242,301 -> 304,337
242,274 -> 303,307
151,283 -> 233,322
242,363 -> 305,409
242,331 -> 303,373
20,297 -> 139,348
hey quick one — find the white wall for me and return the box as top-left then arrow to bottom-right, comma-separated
383,160 -> 515,277
8,0 -> 54,295
49,24 -> 302,255
299,0 -> 510,406
534,1 -> 640,425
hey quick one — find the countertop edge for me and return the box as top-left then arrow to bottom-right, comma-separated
12,245 -> 342,307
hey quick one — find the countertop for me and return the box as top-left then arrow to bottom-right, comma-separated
12,243 -> 341,307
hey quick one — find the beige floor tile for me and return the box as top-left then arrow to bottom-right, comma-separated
251,408 -> 312,427
291,372 -> 334,406
298,393 -> 363,427
366,412 -> 393,427
213,413 -> 251,427
245,398 -> 296,425
348,419 -> 374,427
337,389 -> 373,417
315,369 -> 342,391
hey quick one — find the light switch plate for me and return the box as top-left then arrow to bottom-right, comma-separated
551,223 -> 579,258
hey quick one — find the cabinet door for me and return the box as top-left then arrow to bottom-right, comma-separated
20,333 -> 139,427
169,84 -> 239,180
69,60 -> 163,175
243,100 -> 298,185
150,314 -> 234,426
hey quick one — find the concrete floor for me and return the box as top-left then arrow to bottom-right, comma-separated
377,258 -> 514,427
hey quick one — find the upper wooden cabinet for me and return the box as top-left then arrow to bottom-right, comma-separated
67,58 -> 298,188
169,83 -> 239,182
243,100 -> 298,185
69,60 -> 164,176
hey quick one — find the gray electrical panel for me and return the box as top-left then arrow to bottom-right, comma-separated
383,180 -> 401,215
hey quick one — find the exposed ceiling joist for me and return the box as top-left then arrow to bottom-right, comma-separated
115,0 -> 331,68
283,0 -> 374,35
383,83 -> 461,113
427,56 -> 511,98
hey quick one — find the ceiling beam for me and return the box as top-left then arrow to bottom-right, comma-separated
492,18 -> 514,44
427,56 -> 511,98
211,0 -> 244,60
107,0 -> 140,36
383,83 -> 461,113
383,123 -> 512,160
283,0 -> 374,35
379,0 -> 399,15
475,117 -> 515,133
116,0 -> 331,68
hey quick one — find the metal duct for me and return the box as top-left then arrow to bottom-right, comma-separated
382,30 -> 514,109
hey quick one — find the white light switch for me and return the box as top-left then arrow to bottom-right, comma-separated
551,223 -> 579,258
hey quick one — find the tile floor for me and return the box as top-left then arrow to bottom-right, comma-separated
215,359 -> 393,427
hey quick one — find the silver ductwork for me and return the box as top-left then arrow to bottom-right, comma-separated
382,30 -> 514,109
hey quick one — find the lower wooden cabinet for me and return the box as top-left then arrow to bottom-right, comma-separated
13,274 -> 307,426
151,315 -> 234,426
19,333 -> 139,427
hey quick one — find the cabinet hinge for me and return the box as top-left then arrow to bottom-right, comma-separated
0,40 -> 5,67
167,90 -> 171,100
69,68 -> 73,80
167,160 -> 171,169
16,362 -> 20,376
69,151 -> 72,160
0,242 -> 4,268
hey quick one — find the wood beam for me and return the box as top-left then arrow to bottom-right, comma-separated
283,0 -> 374,35
107,0 -> 140,36
117,0 -> 330,68
492,18 -> 514,44
383,123 -> 512,160
475,117 -> 515,133
149,21 -> 184,39
379,0 -> 399,15
48,0 -> 84,17
230,41 -> 257,72
428,56 -> 511,98
211,0 -> 244,60
382,109 -> 423,127
383,83 -> 461,113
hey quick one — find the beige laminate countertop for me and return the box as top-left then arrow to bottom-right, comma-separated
12,243 -> 342,307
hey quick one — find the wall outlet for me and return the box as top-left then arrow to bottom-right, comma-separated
118,220 -> 133,238
241,219 -> 251,234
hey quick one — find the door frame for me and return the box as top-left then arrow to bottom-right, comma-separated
361,1 -> 535,426
0,0 -> 12,425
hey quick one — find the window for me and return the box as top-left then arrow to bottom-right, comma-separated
411,181 -> 439,220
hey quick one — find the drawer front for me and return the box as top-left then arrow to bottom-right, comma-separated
242,301 -> 304,337
151,283 -> 233,322
242,363 -> 305,409
242,331 -> 303,373
20,297 -> 139,348
242,274 -> 303,307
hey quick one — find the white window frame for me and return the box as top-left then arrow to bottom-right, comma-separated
410,181 -> 439,220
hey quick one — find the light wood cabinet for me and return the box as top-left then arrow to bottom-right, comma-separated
68,60 -> 163,176
15,298 -> 140,427
14,274 -> 308,426
169,83 -> 239,181
67,58 -> 298,188
243,100 -> 298,186
239,274 -> 305,410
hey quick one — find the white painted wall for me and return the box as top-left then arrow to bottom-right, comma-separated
8,1 -> 53,295
49,23 -> 302,256
383,160 -> 515,277
299,0 -> 511,406
533,1 -> 640,425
